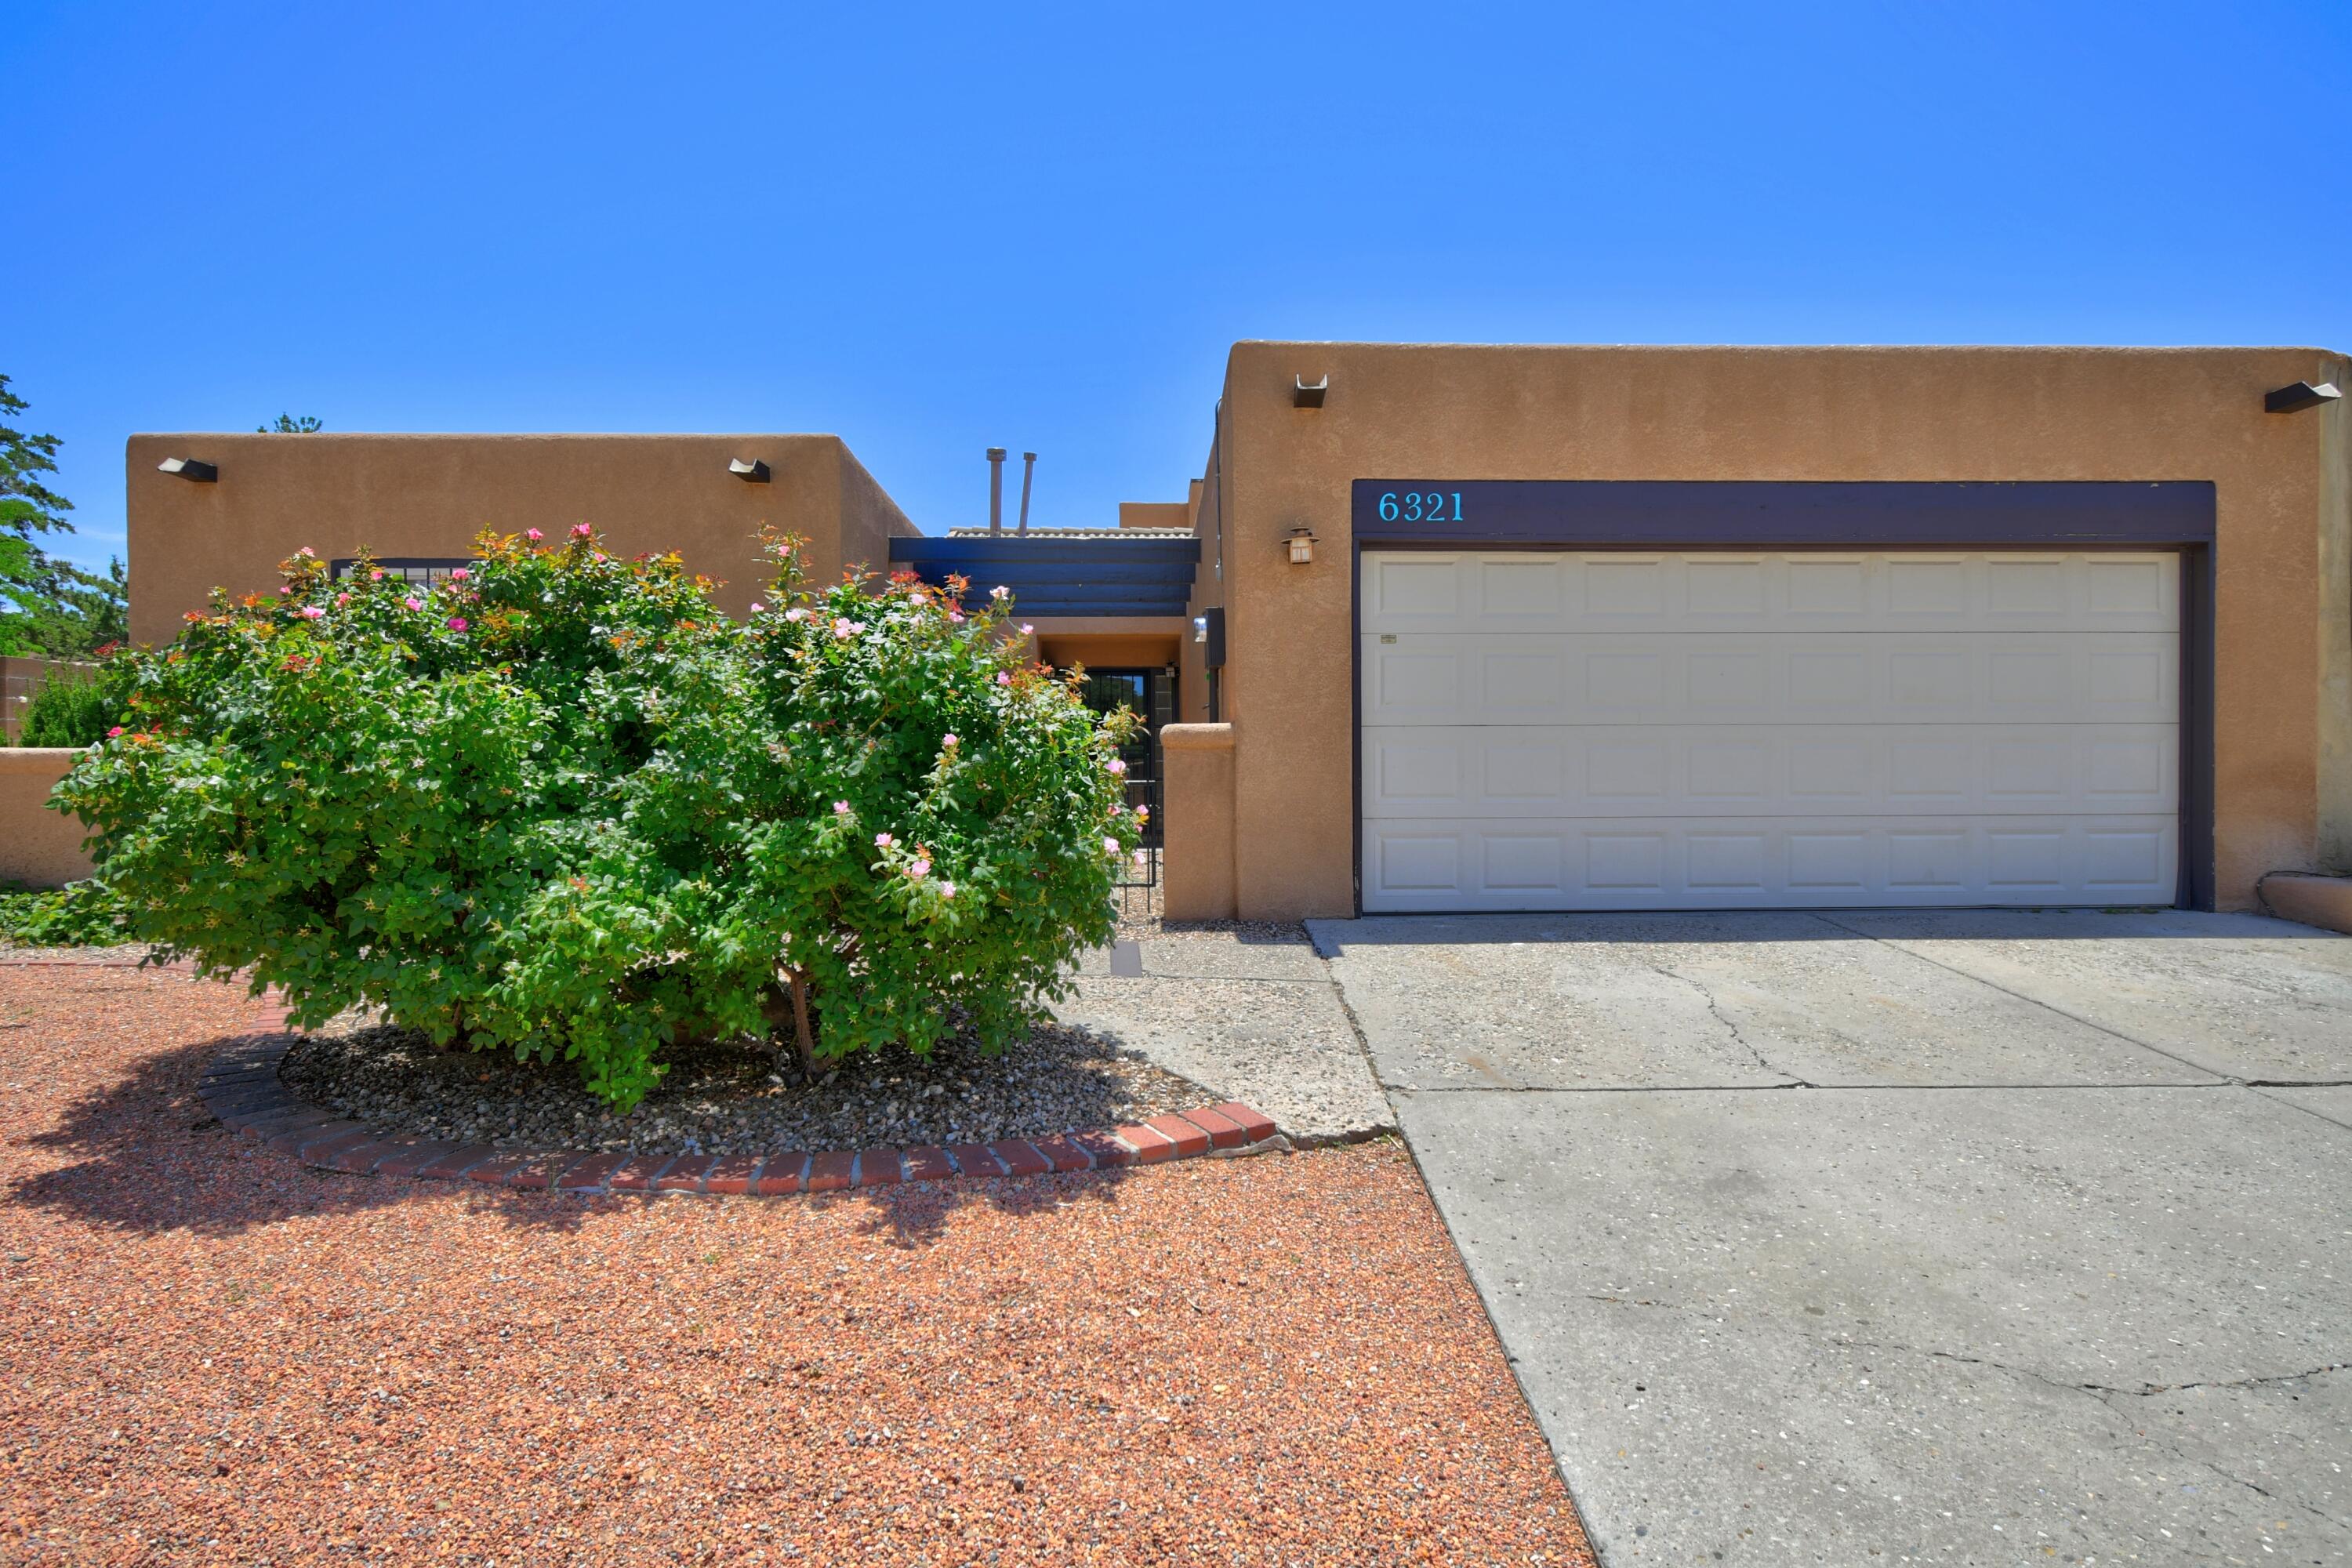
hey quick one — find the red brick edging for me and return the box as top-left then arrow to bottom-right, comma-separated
197,1033 -> 1283,1197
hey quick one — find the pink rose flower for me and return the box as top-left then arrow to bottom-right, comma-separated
1102,837 -> 1120,855
833,800 -> 850,815
909,858 -> 931,877
572,522 -> 593,539
405,597 -> 424,611
107,726 -> 125,739
833,618 -> 855,638
750,602 -> 765,614
875,833 -> 895,848
296,547 -> 316,558
939,881 -> 956,899
941,732 -> 959,748
989,586 -> 1009,600
948,611 -> 965,625
370,569 -> 385,580
1106,757 -> 1127,775
1019,622 -> 1033,635
996,672 -> 1011,686
299,605 -> 325,619
786,607 -> 808,622
277,585 -> 292,595
1134,804 -> 1149,821
335,593 -> 351,606
525,528 -> 544,542
447,617 -> 469,632
448,568 -> 470,582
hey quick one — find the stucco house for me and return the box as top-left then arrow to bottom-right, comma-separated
120,343 -> 2352,925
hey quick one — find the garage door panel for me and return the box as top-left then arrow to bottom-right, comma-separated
1361,633 -> 2179,725
1361,816 -> 2179,911
1362,552 -> 2179,635
1363,724 -> 2179,818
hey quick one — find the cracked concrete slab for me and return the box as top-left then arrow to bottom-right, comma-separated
1311,913 -> 2222,1089
2259,1084 -> 2352,1133
1399,1084 -> 2352,1563
1317,910 -> 2352,1563
1824,909 -> 2352,1083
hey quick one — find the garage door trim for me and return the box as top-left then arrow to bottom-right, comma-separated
1346,481 -> 2216,914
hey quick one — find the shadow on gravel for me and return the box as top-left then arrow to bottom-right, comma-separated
11,1028 -> 1161,1249
9,1033 -> 597,1240
815,1163 -> 1136,1250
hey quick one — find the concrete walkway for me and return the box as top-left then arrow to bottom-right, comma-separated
1310,909 -> 2352,1566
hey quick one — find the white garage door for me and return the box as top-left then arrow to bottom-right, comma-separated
1359,551 -> 2180,912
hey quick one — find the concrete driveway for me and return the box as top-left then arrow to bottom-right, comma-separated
1308,909 -> 2352,1566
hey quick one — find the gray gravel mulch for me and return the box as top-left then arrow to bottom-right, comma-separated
282,1013 -> 1215,1159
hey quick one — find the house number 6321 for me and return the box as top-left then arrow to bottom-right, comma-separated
1376,492 -> 1464,523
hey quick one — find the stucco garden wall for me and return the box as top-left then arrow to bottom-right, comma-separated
0,750 -> 93,888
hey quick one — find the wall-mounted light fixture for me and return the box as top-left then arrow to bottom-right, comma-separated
1192,614 -> 1207,644
728,457 -> 771,482
158,457 -> 217,482
1287,526 -> 1317,564
2265,380 -> 2341,414
1293,375 -> 1328,408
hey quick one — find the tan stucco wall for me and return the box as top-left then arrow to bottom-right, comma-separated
2318,360 -> 2352,871
1118,502 -> 1191,530
125,434 -> 916,645
0,750 -> 94,888
1160,724 -> 1236,920
1213,342 -> 2350,918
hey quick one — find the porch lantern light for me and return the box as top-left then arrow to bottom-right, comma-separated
2264,380 -> 2341,414
728,457 -> 772,482
158,456 -> 217,482
1192,614 -> 1208,644
1287,526 -> 1316,564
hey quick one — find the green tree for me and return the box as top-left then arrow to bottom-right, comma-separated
0,375 -> 128,657
259,414 -> 322,433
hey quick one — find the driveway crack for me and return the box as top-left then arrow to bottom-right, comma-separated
1650,966 -> 1812,1087
1573,1294 -> 2349,1526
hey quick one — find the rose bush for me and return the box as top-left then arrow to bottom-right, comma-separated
54,528 -> 1139,1108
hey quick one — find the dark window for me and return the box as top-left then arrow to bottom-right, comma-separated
328,557 -> 474,590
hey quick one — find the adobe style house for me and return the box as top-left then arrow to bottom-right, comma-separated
125,342 -> 2352,924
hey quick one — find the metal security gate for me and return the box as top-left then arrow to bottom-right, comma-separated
1076,667 -> 1171,913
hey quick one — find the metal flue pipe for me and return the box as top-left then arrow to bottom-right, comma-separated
986,447 -> 1007,533
1017,452 -> 1036,535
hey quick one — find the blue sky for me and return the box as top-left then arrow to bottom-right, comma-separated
9,2 -> 2350,575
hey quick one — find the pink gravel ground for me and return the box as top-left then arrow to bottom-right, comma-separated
0,965 -> 1592,1566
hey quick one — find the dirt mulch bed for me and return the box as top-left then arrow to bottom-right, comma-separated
0,963 -> 1592,1566
284,1014 -> 1212,1161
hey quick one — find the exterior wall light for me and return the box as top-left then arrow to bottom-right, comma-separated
1287,527 -> 1317,564
158,457 -> 217,482
2264,381 -> 2341,413
1293,375 -> 1328,408
728,458 -> 772,482
1192,614 -> 1208,643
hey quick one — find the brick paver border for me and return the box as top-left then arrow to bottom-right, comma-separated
196,1033 -> 1283,1197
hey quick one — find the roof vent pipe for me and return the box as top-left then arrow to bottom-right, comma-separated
1017,452 -> 1036,535
987,447 -> 1007,533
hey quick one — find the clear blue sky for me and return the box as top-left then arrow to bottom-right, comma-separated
9,1 -> 2350,575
